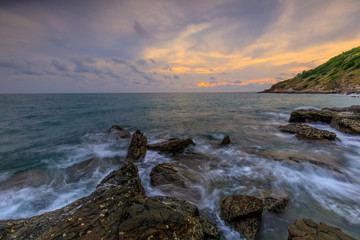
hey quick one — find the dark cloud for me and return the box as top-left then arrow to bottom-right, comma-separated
280,73 -> 287,76
233,80 -> 242,83
51,59 -> 68,72
149,58 -> 156,63
137,59 -> 147,66
210,77 -> 216,80
112,56 -> 159,84
134,21 -> 150,39
173,75 -> 179,79
275,77 -> 283,80
162,65 -> 172,71
72,58 -> 101,74
0,59 -> 43,76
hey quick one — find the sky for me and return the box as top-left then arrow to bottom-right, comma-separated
1,0 -> 360,93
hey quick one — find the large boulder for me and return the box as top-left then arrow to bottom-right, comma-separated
124,130 -> 147,162
289,109 -> 333,123
288,218 -> 356,240
150,163 -> 197,188
147,138 -> 196,154
220,195 -> 263,240
279,123 -> 337,140
0,162 -> 220,240
108,125 -> 131,139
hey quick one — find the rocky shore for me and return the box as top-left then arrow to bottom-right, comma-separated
0,120 -> 358,239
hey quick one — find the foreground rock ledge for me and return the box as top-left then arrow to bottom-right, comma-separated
288,218 -> 355,240
0,162 -> 220,240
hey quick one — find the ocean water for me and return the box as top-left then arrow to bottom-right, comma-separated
0,93 -> 359,239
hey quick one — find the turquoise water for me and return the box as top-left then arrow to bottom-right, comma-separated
0,93 -> 359,239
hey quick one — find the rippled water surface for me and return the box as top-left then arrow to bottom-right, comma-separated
0,93 -> 359,239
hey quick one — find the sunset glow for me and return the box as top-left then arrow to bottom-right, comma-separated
0,0 -> 360,93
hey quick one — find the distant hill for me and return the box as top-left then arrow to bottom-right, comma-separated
264,46 -> 360,94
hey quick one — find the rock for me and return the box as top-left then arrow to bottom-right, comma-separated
288,106 -> 360,135
220,136 -> 231,146
220,195 -> 263,240
108,125 -> 131,139
147,138 -> 196,154
331,113 -> 360,135
0,162 -> 220,240
279,123 -> 337,140
124,130 -> 147,162
289,109 -> 333,124
288,218 -> 356,240
150,163 -> 197,188
255,189 -> 290,213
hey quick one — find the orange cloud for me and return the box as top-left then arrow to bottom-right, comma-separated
196,78 -> 277,88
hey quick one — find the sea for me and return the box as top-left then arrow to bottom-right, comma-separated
0,93 -> 359,239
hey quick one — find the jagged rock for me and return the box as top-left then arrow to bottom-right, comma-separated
220,136 -> 231,146
0,162 -> 220,240
150,163 -> 197,188
279,123 -> 337,140
108,125 -> 131,139
288,218 -> 356,240
220,195 -> 263,240
331,113 -> 360,135
288,106 -> 360,135
124,130 -> 147,162
255,189 -> 290,213
289,109 -> 333,123
147,138 -> 196,154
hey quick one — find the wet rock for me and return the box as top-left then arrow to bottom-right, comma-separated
108,125 -> 131,139
289,109 -> 333,123
124,130 -> 147,162
255,189 -> 290,213
150,163 -> 197,188
331,113 -> 360,135
279,123 -> 337,140
0,162 -> 220,240
288,105 -> 360,135
147,138 -> 196,154
288,218 -> 356,240
220,195 -> 263,240
220,136 -> 231,146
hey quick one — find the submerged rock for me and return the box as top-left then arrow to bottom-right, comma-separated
150,163 -> 197,188
288,218 -> 356,240
124,130 -> 147,162
220,195 -> 263,240
279,123 -> 337,140
108,125 -> 131,139
147,138 -> 196,154
220,136 -> 231,146
257,150 -> 343,174
0,162 -> 220,240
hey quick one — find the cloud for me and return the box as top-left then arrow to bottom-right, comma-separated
134,20 -> 150,39
137,59 -> 147,66
51,59 -> 68,72
173,75 -> 179,79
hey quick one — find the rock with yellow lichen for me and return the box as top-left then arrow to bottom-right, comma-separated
0,162 -> 219,240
